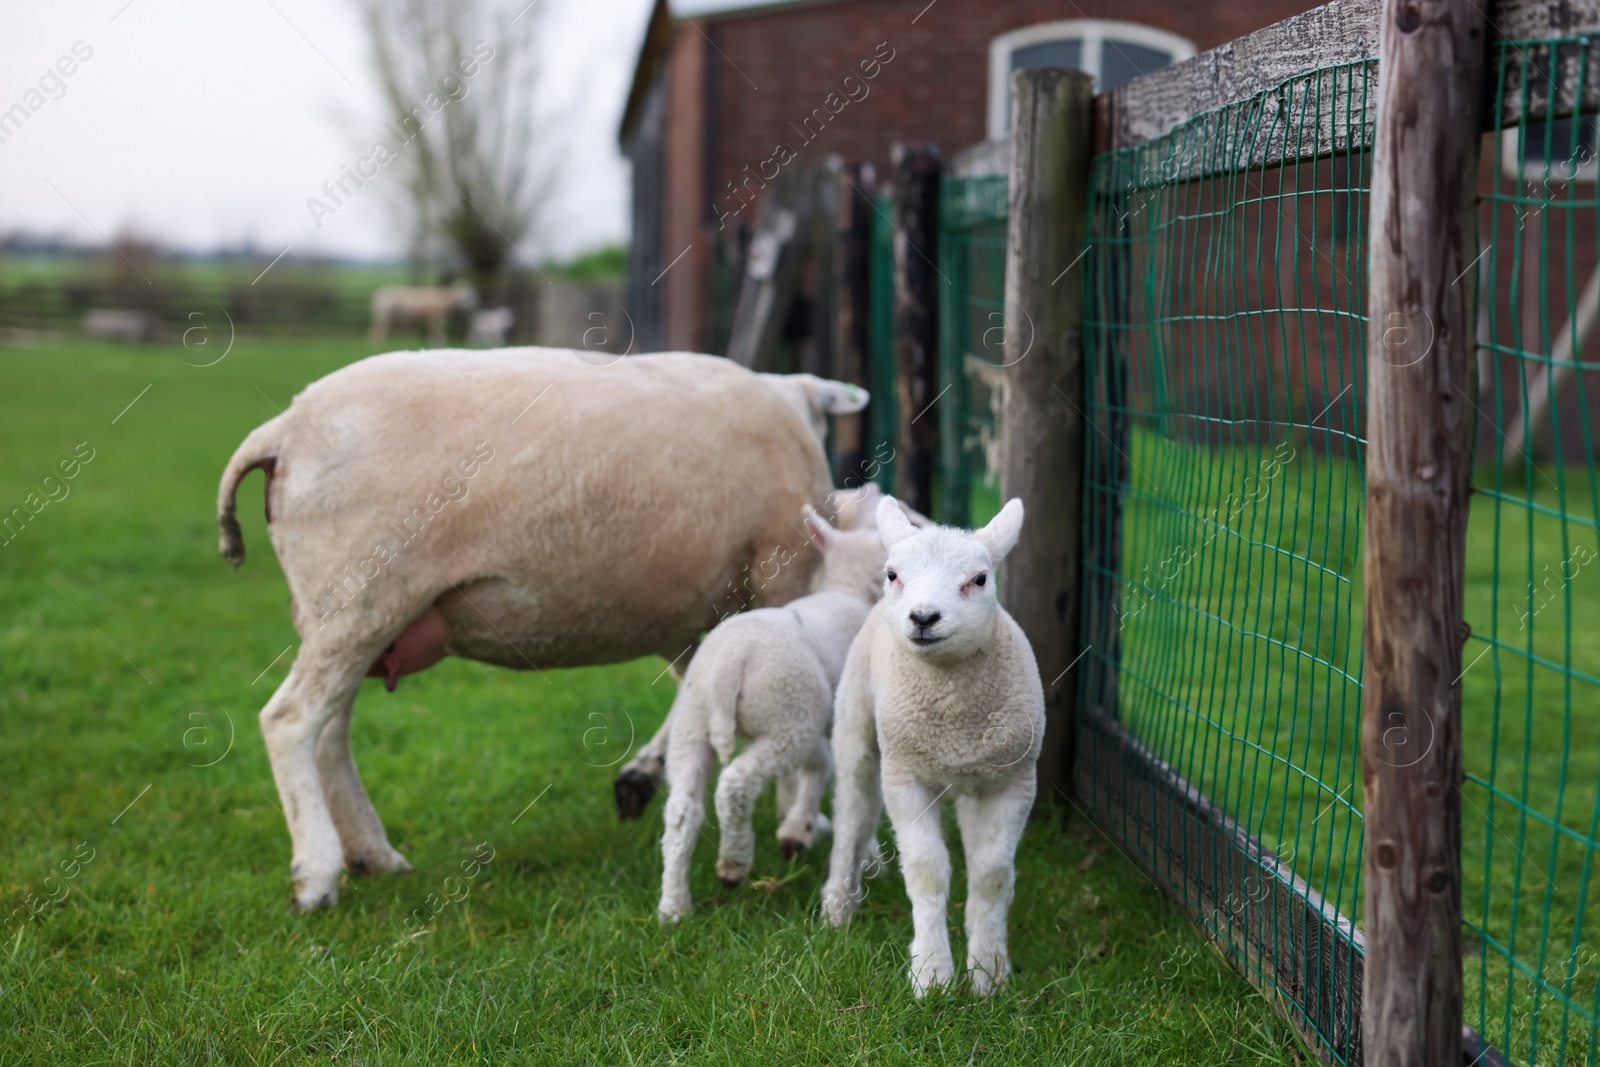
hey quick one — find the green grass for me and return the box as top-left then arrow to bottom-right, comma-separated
0,340 -> 1297,1064
1108,423 -> 1600,1065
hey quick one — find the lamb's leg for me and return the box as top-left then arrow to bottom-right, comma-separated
316,700 -> 411,876
883,770 -> 955,996
776,738 -> 832,859
259,649 -> 365,910
821,670 -> 881,926
956,775 -> 1035,995
616,640 -> 699,820
658,734 -> 713,923
713,736 -> 794,885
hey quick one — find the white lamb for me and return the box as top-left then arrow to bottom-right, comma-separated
821,496 -> 1044,996
658,492 -> 889,923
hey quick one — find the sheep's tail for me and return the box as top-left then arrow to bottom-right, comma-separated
217,416 -> 287,568
701,648 -> 747,766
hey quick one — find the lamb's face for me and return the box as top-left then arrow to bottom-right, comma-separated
874,497 -> 1025,662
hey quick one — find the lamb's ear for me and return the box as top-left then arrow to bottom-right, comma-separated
840,483 -> 885,528
898,500 -> 934,528
801,504 -> 837,549
973,498 -> 1024,561
876,496 -> 917,546
805,376 -> 870,416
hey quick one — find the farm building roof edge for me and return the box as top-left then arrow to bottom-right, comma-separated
618,0 -> 857,144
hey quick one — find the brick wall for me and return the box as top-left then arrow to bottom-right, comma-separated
653,0 -> 1325,349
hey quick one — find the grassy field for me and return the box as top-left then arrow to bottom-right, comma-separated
0,339 -> 1298,1064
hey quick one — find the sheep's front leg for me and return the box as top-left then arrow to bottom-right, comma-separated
955,773 -> 1035,995
822,669 -> 881,925
317,700 -> 411,876
883,768 -> 955,996
658,737 -> 714,923
776,738 -> 831,859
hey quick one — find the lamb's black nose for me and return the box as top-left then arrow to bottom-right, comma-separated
910,610 -> 941,629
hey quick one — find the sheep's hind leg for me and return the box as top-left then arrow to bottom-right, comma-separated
776,738 -> 832,859
615,640 -> 699,820
956,774 -> 1035,995
259,648 -> 367,910
317,700 -> 411,877
713,736 -> 794,886
658,733 -> 713,923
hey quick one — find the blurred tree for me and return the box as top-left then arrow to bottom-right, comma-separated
357,0 -> 560,297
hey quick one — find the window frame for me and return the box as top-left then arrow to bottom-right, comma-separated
986,20 -> 1197,139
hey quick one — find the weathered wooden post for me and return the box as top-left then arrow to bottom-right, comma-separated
1361,1 -> 1485,1064
832,162 -> 875,487
890,142 -> 941,517
1001,69 -> 1094,815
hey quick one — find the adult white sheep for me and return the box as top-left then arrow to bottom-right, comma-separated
657,491 -> 888,923
216,347 -> 867,910
821,496 -> 1043,996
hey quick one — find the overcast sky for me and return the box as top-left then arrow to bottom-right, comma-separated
0,0 -> 654,262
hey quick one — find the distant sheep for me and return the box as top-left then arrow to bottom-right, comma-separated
822,497 -> 1044,996
83,308 -> 156,343
468,307 -> 514,346
658,490 -> 888,923
367,283 -> 477,346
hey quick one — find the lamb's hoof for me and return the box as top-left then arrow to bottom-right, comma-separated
657,899 -> 690,924
614,768 -> 660,821
291,880 -> 338,912
820,884 -> 855,926
779,837 -> 807,861
715,858 -> 748,887
346,844 -> 413,877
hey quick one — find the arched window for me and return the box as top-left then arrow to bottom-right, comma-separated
987,20 -> 1196,138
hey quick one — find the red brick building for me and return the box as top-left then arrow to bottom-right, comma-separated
618,0 -> 1322,352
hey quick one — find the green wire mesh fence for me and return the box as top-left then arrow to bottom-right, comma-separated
935,173 -> 1009,528
1463,35 -> 1600,1067
1077,60 -> 1375,1065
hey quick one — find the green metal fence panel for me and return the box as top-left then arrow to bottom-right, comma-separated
1078,60 -> 1376,1065
1464,35 -> 1600,1067
936,174 -> 1009,528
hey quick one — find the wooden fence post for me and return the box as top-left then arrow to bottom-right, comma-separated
832,162 -> 875,487
1362,1 -> 1485,1064
891,142 -> 940,518
1001,68 -> 1094,815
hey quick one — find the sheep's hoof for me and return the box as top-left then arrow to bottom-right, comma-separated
346,844 -> 413,877
614,768 -> 660,821
291,882 -> 337,912
779,837 -> 807,861
716,858 -> 748,887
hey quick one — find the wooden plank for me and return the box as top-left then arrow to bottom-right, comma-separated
890,143 -> 940,518
1360,1 -> 1485,1064
725,164 -> 818,371
1090,0 -> 1600,185
1093,0 -> 1380,161
1000,68 -> 1093,815
947,137 -> 1012,179
830,162 -> 875,486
